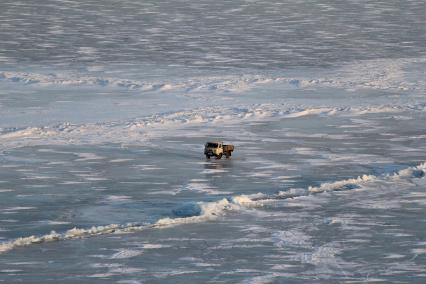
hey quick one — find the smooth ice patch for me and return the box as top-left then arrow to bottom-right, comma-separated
104,195 -> 133,202
174,182 -> 230,195
110,249 -> 143,259
75,152 -> 105,161
109,159 -> 134,163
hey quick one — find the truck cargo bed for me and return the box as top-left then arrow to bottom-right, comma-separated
223,145 -> 234,152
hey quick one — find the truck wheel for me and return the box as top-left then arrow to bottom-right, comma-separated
216,154 -> 222,160
205,155 -> 210,159
225,153 -> 230,159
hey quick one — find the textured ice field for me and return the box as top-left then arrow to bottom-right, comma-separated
1,0 -> 425,68
1,0 -> 426,283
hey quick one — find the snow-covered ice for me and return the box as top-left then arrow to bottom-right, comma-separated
1,0 -> 426,283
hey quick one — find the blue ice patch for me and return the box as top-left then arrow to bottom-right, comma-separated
172,202 -> 202,217
339,183 -> 361,191
411,170 -> 425,178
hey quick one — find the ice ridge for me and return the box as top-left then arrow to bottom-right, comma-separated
0,195 -> 255,254
0,162 -> 424,254
1,58 -> 425,92
1,103 -> 425,151
0,71 -> 287,93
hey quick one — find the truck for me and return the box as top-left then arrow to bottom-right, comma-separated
204,141 -> 234,159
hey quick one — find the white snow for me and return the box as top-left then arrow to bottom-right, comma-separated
0,103 -> 424,151
1,58 -> 425,92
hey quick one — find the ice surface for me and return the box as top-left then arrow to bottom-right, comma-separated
1,103 -> 426,151
1,162 -> 424,255
1,0 -> 426,282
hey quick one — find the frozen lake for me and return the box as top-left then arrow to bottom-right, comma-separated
0,0 -> 426,283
